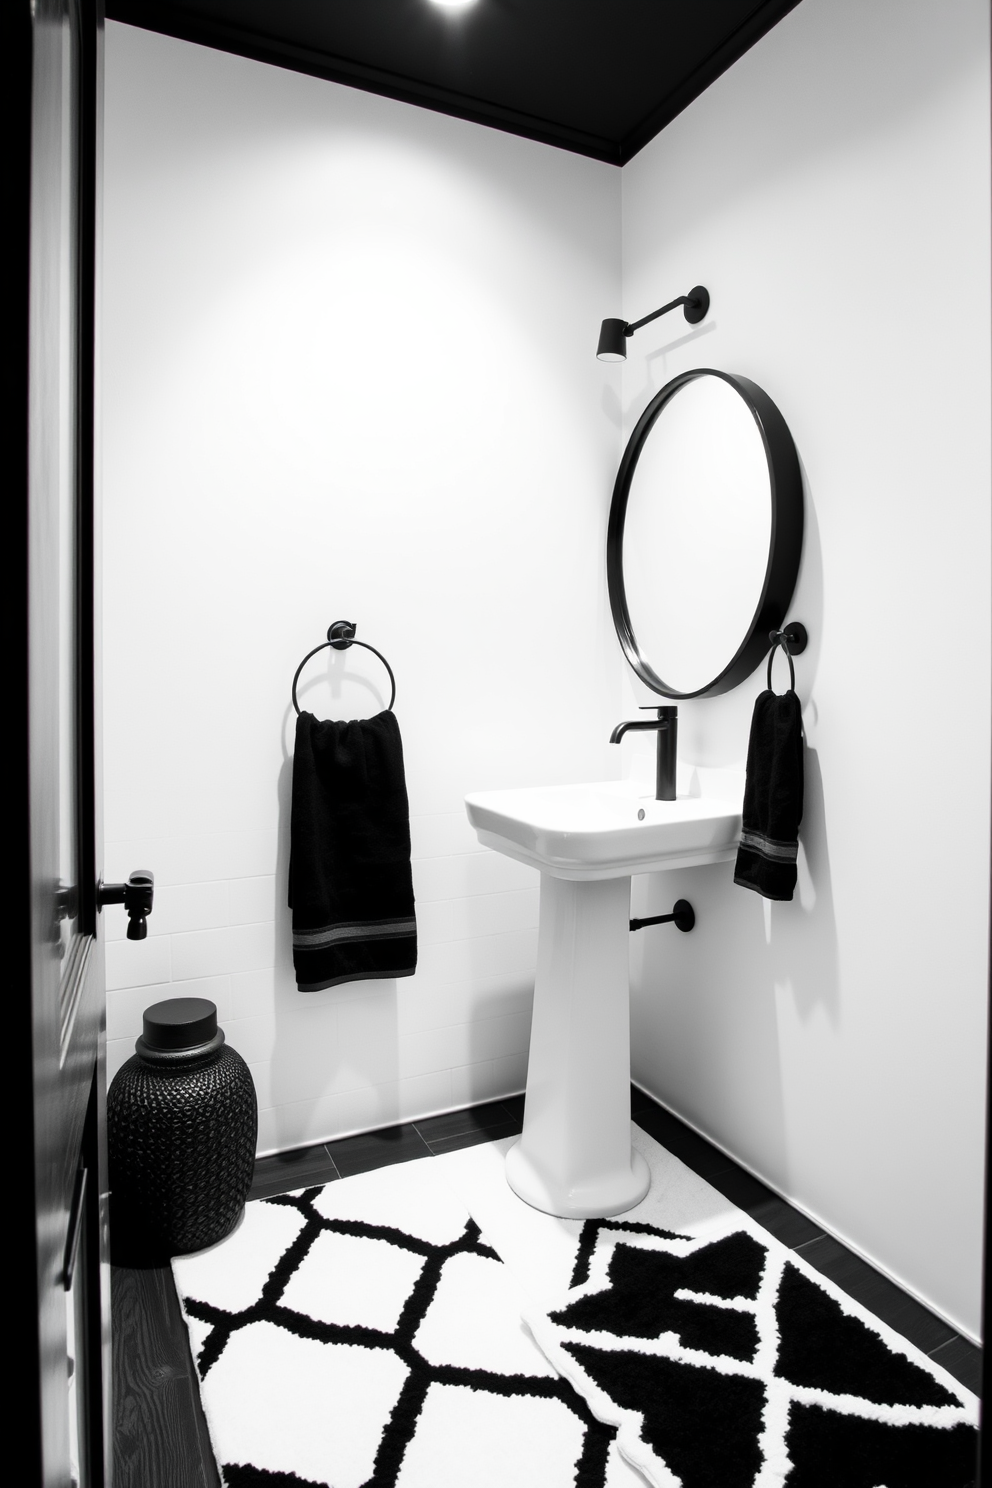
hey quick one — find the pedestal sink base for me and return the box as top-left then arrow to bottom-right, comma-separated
463,777 -> 745,1222
511,874 -> 648,1219
506,1139 -> 650,1220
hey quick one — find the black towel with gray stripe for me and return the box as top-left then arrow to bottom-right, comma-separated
289,710 -> 417,991
734,689 -> 804,901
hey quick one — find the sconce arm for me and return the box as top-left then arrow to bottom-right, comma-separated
625,296 -> 691,336
624,285 -> 710,339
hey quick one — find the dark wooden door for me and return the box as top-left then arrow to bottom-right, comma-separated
12,0 -> 111,1483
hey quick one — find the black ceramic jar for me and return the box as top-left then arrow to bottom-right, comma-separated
108,997 -> 257,1259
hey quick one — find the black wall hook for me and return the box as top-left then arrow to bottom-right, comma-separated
772,622 -> 808,655
766,622 -> 808,692
630,899 -> 695,933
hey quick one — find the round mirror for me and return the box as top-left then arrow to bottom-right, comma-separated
607,369 -> 803,698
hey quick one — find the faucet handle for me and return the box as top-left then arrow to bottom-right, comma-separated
639,704 -> 677,717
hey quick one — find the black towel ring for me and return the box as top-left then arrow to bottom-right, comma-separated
766,622 -> 808,693
292,621 -> 396,716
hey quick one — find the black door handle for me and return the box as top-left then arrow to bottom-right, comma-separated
97,869 -> 155,940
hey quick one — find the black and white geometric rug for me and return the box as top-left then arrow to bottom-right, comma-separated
173,1129 -> 979,1488
528,1220 -> 978,1488
447,1132 -> 979,1488
172,1158 -> 627,1487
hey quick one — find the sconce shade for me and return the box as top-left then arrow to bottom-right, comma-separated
597,317 -> 628,362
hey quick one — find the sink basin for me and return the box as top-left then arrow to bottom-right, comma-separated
465,772 -> 743,880
464,769 -> 744,1221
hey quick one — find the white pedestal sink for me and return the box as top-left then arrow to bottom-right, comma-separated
464,773 -> 743,1219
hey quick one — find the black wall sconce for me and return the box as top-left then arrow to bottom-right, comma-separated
597,286 -> 710,362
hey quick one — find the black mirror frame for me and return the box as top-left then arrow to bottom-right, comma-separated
606,368 -> 804,699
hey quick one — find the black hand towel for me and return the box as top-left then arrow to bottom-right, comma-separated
733,690 -> 804,901
289,709 -> 417,992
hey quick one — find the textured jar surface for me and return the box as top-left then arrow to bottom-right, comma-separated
108,1044 -> 257,1257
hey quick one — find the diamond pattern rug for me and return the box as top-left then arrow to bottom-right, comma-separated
173,1157 -> 628,1487
173,1128 -> 978,1488
527,1219 -> 977,1488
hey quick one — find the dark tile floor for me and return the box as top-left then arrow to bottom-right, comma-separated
112,1085 -> 983,1486
248,1096 -> 525,1194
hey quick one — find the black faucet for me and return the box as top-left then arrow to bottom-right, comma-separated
610,706 -> 678,801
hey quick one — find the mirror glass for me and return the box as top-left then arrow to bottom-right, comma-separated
621,375 -> 772,696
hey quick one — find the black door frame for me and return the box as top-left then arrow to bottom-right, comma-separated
10,0 -> 110,1482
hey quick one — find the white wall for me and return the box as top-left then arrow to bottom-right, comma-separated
101,24 -> 622,1152
620,0 -> 990,1338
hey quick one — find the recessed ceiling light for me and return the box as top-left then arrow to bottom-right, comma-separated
427,0 -> 479,10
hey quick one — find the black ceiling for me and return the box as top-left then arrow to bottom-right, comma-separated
105,0 -> 801,165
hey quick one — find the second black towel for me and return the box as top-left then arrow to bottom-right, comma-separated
289,709 -> 417,992
734,689 -> 804,901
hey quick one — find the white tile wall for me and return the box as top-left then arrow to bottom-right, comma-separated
105,817 -> 541,1145
103,25 -> 621,1153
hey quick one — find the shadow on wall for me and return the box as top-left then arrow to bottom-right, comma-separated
630,463 -> 838,1194
631,745 -> 839,1196
265,744 -> 402,1151
637,317 -> 717,410
789,746 -> 839,1024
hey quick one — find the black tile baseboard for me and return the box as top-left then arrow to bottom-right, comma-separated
793,1233 -> 958,1356
423,1118 -> 522,1157
704,1164 -> 824,1250
413,1097 -> 522,1147
630,1089 -> 980,1393
325,1120 -> 432,1178
249,1141 -> 339,1201
633,1096 -> 739,1180
930,1335 -> 983,1397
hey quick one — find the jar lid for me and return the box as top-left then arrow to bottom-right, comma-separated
142,997 -> 218,1051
